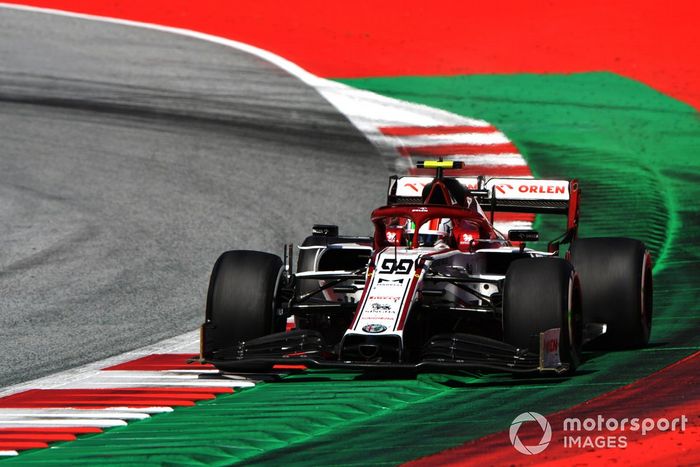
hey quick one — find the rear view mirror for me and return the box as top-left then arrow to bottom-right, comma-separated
508,229 -> 539,242
312,224 -> 339,237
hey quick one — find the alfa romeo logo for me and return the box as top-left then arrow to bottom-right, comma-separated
362,324 -> 387,333
509,412 -> 552,455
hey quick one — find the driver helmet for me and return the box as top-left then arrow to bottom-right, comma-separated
405,218 -> 452,247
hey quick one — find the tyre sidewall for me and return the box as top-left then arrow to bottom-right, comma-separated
205,250 -> 283,351
569,238 -> 652,348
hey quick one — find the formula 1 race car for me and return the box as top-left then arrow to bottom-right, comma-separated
199,160 -> 653,374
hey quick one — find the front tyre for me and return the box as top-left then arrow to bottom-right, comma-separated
503,258 -> 583,371
569,237 -> 653,349
201,250 -> 284,359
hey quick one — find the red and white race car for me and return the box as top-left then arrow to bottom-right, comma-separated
199,160 -> 652,374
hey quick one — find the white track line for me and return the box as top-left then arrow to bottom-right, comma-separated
0,419 -> 128,428
55,380 -> 252,389
0,410 -> 150,420
0,418 -> 128,428
97,371 -> 222,380
11,406 -> 174,414
79,406 -> 174,414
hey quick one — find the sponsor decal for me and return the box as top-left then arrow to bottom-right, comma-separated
495,183 -> 513,195
494,182 -> 566,195
541,328 -> 561,369
488,179 -> 569,200
362,324 -> 387,333
402,182 -> 424,193
368,296 -> 400,302
460,233 -> 474,243
378,278 -> 405,285
386,231 -> 397,243
370,303 -> 392,312
519,184 -> 565,194
398,178 -> 479,196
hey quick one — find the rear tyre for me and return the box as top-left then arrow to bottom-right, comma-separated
569,237 -> 653,349
503,258 -> 582,370
202,250 -> 283,358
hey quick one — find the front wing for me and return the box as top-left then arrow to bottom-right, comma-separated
201,329 -> 569,375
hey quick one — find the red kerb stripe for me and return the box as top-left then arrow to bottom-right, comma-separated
0,400 -> 196,408
7,388 -> 230,395
400,143 -> 518,157
0,427 -> 102,434
0,433 -> 77,442
0,441 -> 49,450
380,125 -> 497,136
0,388 -> 232,409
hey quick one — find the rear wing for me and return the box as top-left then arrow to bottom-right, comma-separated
387,175 -> 581,243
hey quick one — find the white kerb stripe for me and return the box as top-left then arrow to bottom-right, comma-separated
96,406 -> 173,413
0,419 -> 127,428
55,380 -> 253,389
0,409 -> 150,420
393,132 -> 510,146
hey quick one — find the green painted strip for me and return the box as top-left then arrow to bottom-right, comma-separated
5,72 -> 699,465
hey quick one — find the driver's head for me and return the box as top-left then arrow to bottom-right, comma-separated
405,218 -> 452,247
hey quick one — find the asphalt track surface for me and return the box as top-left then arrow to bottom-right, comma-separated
0,8 -> 387,387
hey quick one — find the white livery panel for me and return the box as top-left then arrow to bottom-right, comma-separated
348,249 -> 426,337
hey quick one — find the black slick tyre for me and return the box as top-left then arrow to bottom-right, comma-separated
503,258 -> 583,370
569,237 -> 653,349
202,250 -> 283,359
